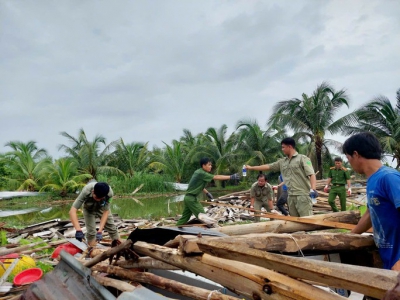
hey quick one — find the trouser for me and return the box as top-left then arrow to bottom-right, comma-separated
83,208 -> 120,243
287,195 -> 313,217
328,186 -> 347,212
254,199 -> 271,222
277,190 -> 289,216
176,195 -> 204,225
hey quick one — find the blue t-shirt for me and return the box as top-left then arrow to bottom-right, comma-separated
279,174 -> 288,192
367,166 -> 400,269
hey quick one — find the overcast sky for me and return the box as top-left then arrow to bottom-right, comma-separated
1,0 -> 399,158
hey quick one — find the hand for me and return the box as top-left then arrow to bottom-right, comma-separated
230,173 -> 240,181
347,188 -> 352,196
75,230 -> 84,242
96,231 -> 103,242
250,205 -> 254,209
310,189 -> 318,198
323,185 -> 329,193
272,186 -> 278,190
206,192 -> 213,200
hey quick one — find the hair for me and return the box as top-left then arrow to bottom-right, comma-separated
257,173 -> 267,180
93,182 -> 110,198
334,157 -> 342,162
281,137 -> 296,148
342,132 -> 382,159
200,157 -> 211,167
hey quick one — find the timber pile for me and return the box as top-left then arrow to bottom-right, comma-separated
81,210 -> 397,300
200,179 -> 368,224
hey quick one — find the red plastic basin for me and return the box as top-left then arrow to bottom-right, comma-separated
51,242 -> 82,259
13,268 -> 43,286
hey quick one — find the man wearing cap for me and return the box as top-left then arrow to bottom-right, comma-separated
324,157 -> 351,212
69,181 -> 120,246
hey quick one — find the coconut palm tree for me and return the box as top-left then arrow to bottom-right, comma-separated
109,139 -> 151,177
2,141 -> 52,191
58,128 -> 124,179
40,158 -> 92,196
342,89 -> 400,169
235,119 -> 285,166
268,82 -> 350,178
149,140 -> 189,183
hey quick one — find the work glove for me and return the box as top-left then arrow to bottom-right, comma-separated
309,189 -> 319,199
347,188 -> 352,196
323,185 -> 329,193
230,173 -> 240,181
96,231 -> 103,242
206,192 -> 213,201
270,209 -> 281,215
75,230 -> 84,242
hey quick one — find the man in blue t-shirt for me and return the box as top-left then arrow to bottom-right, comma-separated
343,132 -> 400,271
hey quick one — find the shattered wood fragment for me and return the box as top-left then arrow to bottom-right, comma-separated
83,239 -> 133,268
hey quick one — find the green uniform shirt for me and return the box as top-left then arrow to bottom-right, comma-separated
72,181 -> 113,212
185,168 -> 215,198
268,152 -> 315,196
250,182 -> 273,201
328,167 -> 350,185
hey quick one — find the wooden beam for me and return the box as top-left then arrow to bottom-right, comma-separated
180,233 -> 375,254
133,241 -> 346,300
196,239 -> 397,299
93,264 -> 242,300
211,211 -> 361,235
117,257 -> 179,270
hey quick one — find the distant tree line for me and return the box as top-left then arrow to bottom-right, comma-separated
1,82 -> 399,196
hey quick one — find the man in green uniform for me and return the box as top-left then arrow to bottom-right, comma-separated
176,157 -> 239,226
245,138 -> 317,217
324,157 -> 351,212
69,181 -> 120,247
250,174 -> 277,222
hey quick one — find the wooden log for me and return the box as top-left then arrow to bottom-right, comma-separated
205,202 -> 364,231
180,233 -> 375,254
196,239 -> 397,299
92,273 -> 137,292
83,239 -> 132,268
212,211 -> 361,235
92,264 -> 242,300
133,241 -> 346,300
0,241 -> 45,256
117,257 -> 179,270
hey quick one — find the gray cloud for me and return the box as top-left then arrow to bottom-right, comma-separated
1,0 -> 399,158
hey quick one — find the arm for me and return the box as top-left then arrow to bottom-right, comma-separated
246,164 -> 270,171
324,178 -> 332,192
309,174 -> 317,190
98,210 -> 109,233
69,207 -> 82,231
250,197 -> 255,208
213,175 -> 231,181
351,209 -> 372,234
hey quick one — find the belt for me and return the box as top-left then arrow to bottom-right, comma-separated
333,184 -> 345,186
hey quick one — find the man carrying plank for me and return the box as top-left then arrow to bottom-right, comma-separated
344,132 -> 400,272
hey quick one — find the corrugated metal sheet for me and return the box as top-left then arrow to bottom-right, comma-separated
20,251 -> 171,300
21,251 -> 115,300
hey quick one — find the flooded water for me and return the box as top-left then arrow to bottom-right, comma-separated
0,192 -> 226,227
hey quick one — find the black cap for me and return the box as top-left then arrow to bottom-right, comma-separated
93,182 -> 109,198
